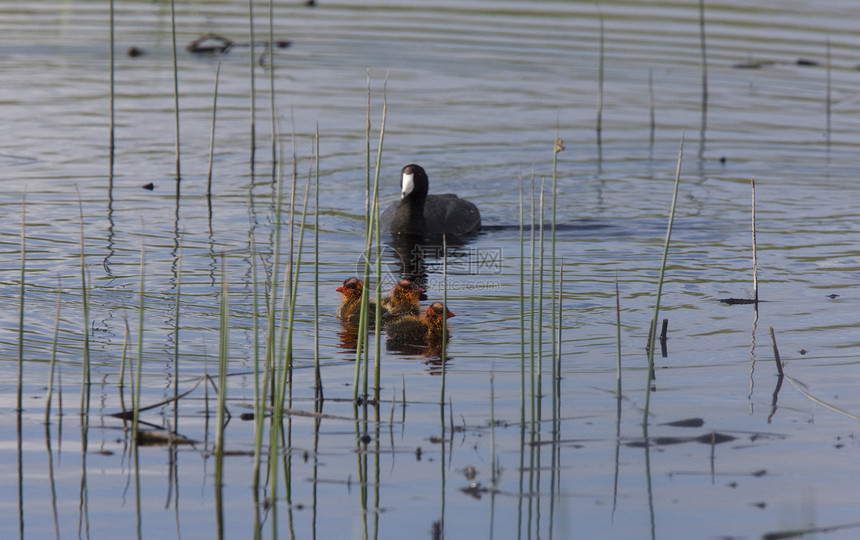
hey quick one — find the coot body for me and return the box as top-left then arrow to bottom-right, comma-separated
380,164 -> 481,237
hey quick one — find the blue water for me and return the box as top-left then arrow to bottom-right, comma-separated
2,1 -> 860,538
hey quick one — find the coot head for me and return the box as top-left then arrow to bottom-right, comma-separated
400,164 -> 429,203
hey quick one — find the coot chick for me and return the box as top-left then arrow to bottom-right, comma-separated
381,279 -> 424,321
385,302 -> 454,351
336,277 -> 387,327
380,164 -> 481,237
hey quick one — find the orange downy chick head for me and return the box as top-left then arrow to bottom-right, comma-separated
426,302 -> 455,320
337,277 -> 363,297
393,279 -> 424,299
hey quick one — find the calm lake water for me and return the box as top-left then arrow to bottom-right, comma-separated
3,1 -> 860,538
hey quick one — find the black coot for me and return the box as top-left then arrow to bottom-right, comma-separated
380,164 -> 481,237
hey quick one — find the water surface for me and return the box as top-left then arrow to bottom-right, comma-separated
2,1 -> 860,538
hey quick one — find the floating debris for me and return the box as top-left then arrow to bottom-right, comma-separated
732,60 -> 775,69
694,432 -> 736,445
460,482 -> 488,499
187,33 -> 234,54
625,431 -> 737,448
187,33 -> 291,57
136,430 -> 195,446
661,417 -> 705,428
719,297 -> 758,305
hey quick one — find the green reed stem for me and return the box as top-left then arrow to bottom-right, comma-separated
269,134 -> 311,534
287,114 -> 298,298
490,372 -> 496,486
354,75 -> 387,401
551,133 -> 562,390
173,242 -> 182,428
45,281 -> 62,425
371,75 -> 387,401
214,258 -> 228,540
596,12 -> 604,153
615,274 -> 622,391
751,177 -> 759,304
553,259 -> 563,433
518,176 -> 525,426
251,234 -> 265,494
354,412 -> 367,533
699,0 -> 708,113
268,0 -> 276,170
109,0 -> 115,181
826,37 -> 831,146
354,78 -> 373,401
207,57 -> 223,199
440,235 -> 448,404
355,73 -> 373,399
353,287 -> 368,401
648,69 -> 655,149
120,316 -> 130,414
169,0 -> 180,182
364,71 -> 372,237
274,116 -> 296,388
277,124 -> 299,400
372,198 -> 382,402
268,142 -> 288,524
314,125 -> 322,399
354,82 -> 372,398
215,257 -> 229,454
528,172 -> 536,431
537,177 -> 545,401
265,122 -> 285,402
133,241 -> 145,438
76,188 -> 90,416
643,134 -> 684,423
248,0 -> 256,172
279,164 -> 313,409
17,195 -> 25,413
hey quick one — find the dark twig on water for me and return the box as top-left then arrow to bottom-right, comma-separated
769,327 -> 860,420
719,297 -> 758,305
769,326 -> 783,377
659,318 -> 668,358
187,33 -> 291,53
187,33 -> 234,54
